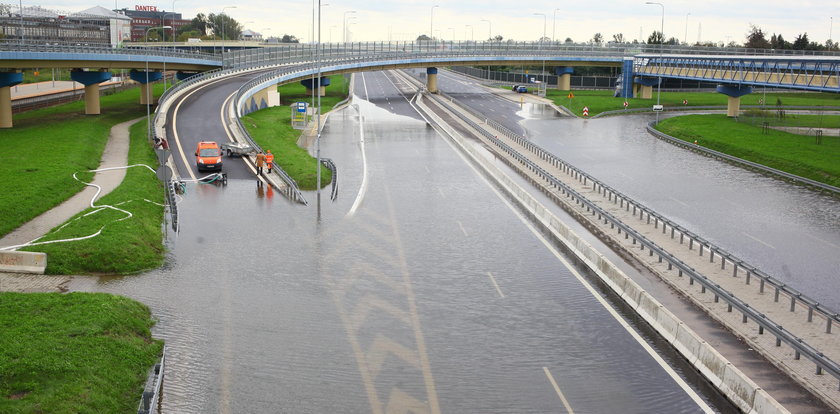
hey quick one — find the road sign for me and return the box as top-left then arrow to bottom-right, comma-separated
682,99 -> 688,105
623,101 -> 628,109
582,106 -> 589,117
567,92 -> 575,99
296,102 -> 307,112
652,104 -> 664,112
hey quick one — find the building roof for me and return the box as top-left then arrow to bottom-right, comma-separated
20,6 -> 59,18
73,6 -> 132,20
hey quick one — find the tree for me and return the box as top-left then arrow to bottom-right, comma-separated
177,13 -> 209,37
207,13 -> 241,40
416,34 -> 431,41
826,39 -> 839,51
745,25 -> 770,49
591,32 -> 603,45
493,34 -> 503,41
647,30 -> 663,44
792,33 -> 809,50
770,33 -> 789,49
564,37 -> 573,44
612,33 -> 625,43
665,36 -> 679,45
176,30 -> 202,42
280,34 -> 299,43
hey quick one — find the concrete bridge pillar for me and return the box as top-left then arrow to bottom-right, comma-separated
70,70 -> 112,115
300,77 -> 330,97
555,67 -> 574,91
129,70 -> 163,105
634,76 -> 660,100
0,71 -> 23,128
620,58 -> 634,98
427,68 -> 439,93
716,84 -> 753,117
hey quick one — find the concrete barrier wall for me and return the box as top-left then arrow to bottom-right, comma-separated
0,251 -> 47,274
417,93 -> 789,414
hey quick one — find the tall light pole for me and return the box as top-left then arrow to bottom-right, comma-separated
18,0 -> 23,43
329,25 -> 336,43
448,27 -> 455,40
684,12 -> 690,45
465,24 -> 472,42
316,0 -> 326,204
830,17 -> 834,44
346,20 -> 356,42
534,13 -> 546,86
646,1 -> 664,123
553,8 -> 562,42
343,10 -> 356,43
144,25 -> 171,142
221,6 -> 236,63
481,19 -> 491,41
430,5 -> 439,40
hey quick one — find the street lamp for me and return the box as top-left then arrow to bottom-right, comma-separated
534,13 -> 547,88
346,19 -> 357,42
343,10 -> 356,43
645,1 -> 664,123
552,8 -> 562,43
448,27 -> 455,40
465,24 -> 473,42
19,0 -> 24,43
430,5 -> 439,40
329,25 -> 336,43
481,19 -> 491,41
144,25 -> 171,142
221,5 -> 236,62
684,12 -> 690,45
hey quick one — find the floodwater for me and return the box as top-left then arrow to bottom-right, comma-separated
71,71 -> 736,413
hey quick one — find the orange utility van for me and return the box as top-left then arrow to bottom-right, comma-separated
195,141 -> 223,171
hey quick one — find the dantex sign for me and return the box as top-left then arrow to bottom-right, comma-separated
135,5 -> 158,11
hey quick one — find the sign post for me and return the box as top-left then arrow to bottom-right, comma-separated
291,101 -> 308,130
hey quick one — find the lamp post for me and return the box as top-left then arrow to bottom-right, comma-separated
465,25 -> 473,42
316,0 -> 326,205
19,0 -> 24,42
553,8 -> 561,42
343,10 -> 356,43
329,25 -> 336,43
534,13 -> 546,87
645,1 -> 664,123
221,5 -> 236,62
430,5 -> 439,40
684,12 -> 690,45
481,19 -> 491,41
144,25 -> 171,142
830,17 -> 834,44
448,27 -> 455,40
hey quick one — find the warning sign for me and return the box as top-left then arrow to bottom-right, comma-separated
567,92 -> 575,99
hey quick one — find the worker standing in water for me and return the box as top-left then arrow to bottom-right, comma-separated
265,150 -> 274,174
255,151 -> 266,176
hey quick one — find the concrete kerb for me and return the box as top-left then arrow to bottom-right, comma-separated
750,389 -> 790,414
416,92 -> 787,414
0,251 -> 46,274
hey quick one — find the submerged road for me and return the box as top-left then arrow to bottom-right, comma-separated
70,70 -> 736,412
431,69 -> 840,311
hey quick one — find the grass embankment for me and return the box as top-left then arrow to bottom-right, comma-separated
541,89 -> 840,116
656,114 -> 840,187
0,292 -> 163,414
22,120 -> 165,275
0,84 -> 163,238
241,74 -> 348,190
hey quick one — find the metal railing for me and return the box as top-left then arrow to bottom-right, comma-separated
426,91 -> 840,389
321,158 -> 338,201
137,346 -> 165,414
0,39 -> 219,60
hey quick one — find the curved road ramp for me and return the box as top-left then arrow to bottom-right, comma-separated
0,251 -> 46,274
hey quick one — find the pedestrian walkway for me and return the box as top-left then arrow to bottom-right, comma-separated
0,117 -> 141,250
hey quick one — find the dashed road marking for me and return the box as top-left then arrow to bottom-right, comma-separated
668,196 -> 691,208
743,232 -> 776,250
457,220 -> 468,237
486,272 -> 505,298
543,367 -> 575,413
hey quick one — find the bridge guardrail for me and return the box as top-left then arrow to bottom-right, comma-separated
428,90 -> 840,390
0,39 -> 219,60
137,346 -> 165,414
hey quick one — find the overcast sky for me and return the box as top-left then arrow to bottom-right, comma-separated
44,0 -> 837,44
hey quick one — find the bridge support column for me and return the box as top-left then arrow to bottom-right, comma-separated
716,84 -> 753,117
129,70 -> 163,105
634,76 -> 660,100
554,67 -> 574,91
0,71 -> 23,128
70,69 -> 112,115
300,77 -> 331,97
427,68 -> 439,93
620,58 -> 634,98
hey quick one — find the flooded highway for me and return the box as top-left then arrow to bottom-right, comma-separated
432,69 -> 840,311
68,71 -> 737,412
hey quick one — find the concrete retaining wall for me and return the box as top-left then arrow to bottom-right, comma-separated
0,251 -> 47,274
417,93 -> 789,414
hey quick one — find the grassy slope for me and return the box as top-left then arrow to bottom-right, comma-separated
541,89 -> 840,116
656,114 -> 840,187
0,84 -> 162,238
0,292 -> 163,414
241,74 -> 348,190
22,120 -> 165,275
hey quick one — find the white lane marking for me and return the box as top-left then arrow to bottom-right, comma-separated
171,84 -> 203,180
219,92 -> 266,184
803,232 -> 840,251
543,367 -> 575,414
438,130 -> 715,413
346,108 -> 369,217
457,220 -> 468,237
425,166 -> 431,173
438,188 -> 445,198
668,196 -> 691,208
486,271 -> 505,298
743,232 -> 776,250
361,72 -> 370,100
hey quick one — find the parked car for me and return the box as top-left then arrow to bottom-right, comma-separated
195,141 -> 223,171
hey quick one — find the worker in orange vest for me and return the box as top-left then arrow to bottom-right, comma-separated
265,150 -> 275,174
255,151 -> 266,176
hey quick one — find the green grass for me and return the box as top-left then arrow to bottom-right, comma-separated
0,292 -> 163,414
739,113 -> 840,129
241,74 -> 349,190
0,84 -> 163,238
21,120 -> 165,275
540,89 -> 840,116
656,114 -> 840,187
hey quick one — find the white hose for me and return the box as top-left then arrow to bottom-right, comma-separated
0,164 -> 161,252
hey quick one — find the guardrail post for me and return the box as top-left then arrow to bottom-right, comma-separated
828,318 -> 834,334
790,295 -> 797,311
774,286 -> 781,302
758,326 -> 764,334
808,306 -> 814,322
760,278 -> 765,293
746,270 -> 751,285
699,244 -> 704,256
